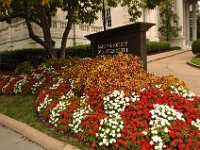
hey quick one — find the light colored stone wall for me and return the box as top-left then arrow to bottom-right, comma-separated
0,9 -> 103,51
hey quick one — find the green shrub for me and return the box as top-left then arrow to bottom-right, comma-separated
41,57 -> 80,69
65,44 -> 91,58
0,49 -> 48,70
146,41 -> 171,53
169,46 -> 181,50
15,61 -> 34,74
192,39 -> 200,54
0,46 -> 90,71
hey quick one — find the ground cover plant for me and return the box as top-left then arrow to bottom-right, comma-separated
191,56 -> 200,66
0,54 -> 200,150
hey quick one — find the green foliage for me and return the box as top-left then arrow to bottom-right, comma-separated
65,45 -> 91,58
15,61 -> 34,74
191,56 -> 200,65
146,41 -> 171,53
0,49 -> 48,70
44,57 -> 80,68
192,40 -> 200,54
169,46 -> 181,50
158,0 -> 181,41
120,0 -> 164,21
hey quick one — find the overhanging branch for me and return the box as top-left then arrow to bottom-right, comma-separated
23,0 -> 47,49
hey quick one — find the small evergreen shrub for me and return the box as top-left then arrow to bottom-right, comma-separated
146,41 -> 171,53
15,61 -> 34,74
192,39 -> 200,54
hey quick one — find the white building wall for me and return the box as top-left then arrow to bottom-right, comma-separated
108,5 -> 160,41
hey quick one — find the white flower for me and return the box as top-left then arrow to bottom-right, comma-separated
150,141 -> 154,145
156,84 -> 162,89
142,131 -> 148,135
109,138 -> 116,144
117,133 -> 121,138
105,129 -> 110,134
152,135 -> 160,142
164,127 -> 169,133
49,100 -> 70,126
191,119 -> 200,130
152,130 -> 158,134
69,106 -> 93,133
147,104 -> 186,150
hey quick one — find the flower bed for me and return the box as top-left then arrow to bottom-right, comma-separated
0,54 -> 200,150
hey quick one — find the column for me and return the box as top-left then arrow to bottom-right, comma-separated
185,1 -> 190,44
175,0 -> 184,48
176,0 -> 184,37
192,1 -> 197,41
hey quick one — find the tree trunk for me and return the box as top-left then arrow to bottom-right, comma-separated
60,8 -> 75,58
23,0 -> 57,59
40,6 -> 57,59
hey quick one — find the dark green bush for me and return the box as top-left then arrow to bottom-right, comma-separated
146,41 -> 171,53
65,44 -> 91,58
0,46 -> 90,71
15,61 -> 34,74
0,49 -> 48,70
192,39 -> 200,54
169,46 -> 181,50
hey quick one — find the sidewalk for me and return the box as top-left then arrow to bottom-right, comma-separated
0,113 -> 80,150
0,124 -> 45,150
147,50 -> 190,63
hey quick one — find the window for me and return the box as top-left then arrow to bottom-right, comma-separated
52,21 -> 57,28
103,8 -> 112,27
60,22 -> 66,28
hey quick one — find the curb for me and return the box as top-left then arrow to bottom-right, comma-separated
187,60 -> 200,69
147,50 -> 190,63
0,113 -> 80,150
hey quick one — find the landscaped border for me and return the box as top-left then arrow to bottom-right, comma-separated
187,60 -> 200,69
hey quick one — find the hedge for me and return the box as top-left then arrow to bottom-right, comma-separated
146,41 -> 171,53
0,41 -> 173,71
192,39 -> 200,54
0,49 -> 48,70
65,44 -> 91,58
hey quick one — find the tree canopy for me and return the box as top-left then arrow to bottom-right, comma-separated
0,0 -> 165,59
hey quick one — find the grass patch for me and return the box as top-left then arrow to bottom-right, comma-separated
191,56 -> 200,65
0,95 -> 91,150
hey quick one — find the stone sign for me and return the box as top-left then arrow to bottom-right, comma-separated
85,22 -> 154,70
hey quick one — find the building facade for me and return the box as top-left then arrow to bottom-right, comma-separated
0,0 -> 198,51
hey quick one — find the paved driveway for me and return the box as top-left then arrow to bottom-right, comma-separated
147,51 -> 200,95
